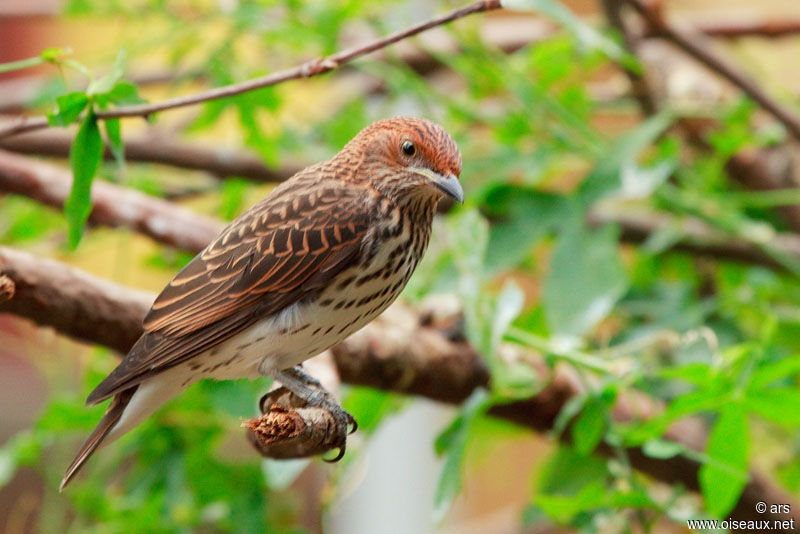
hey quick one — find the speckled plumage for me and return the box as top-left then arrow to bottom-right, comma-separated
62,117 -> 462,489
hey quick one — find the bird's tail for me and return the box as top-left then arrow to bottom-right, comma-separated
60,387 -> 136,491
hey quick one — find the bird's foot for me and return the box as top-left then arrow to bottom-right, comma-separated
268,365 -> 358,461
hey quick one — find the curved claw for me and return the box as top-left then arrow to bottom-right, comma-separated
348,417 -> 358,434
323,444 -> 347,463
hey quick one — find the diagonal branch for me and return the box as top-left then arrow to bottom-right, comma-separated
0,0 -> 502,140
625,0 -> 800,140
0,245 -> 797,525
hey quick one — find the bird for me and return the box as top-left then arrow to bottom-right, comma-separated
61,116 -> 463,490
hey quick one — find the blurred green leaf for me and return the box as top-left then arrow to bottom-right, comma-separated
579,111 -> 674,204
483,186 -> 568,272
642,439 -> 684,460
544,221 -> 628,339
745,388 -> 800,426
88,47 -> 127,96
433,389 -> 490,523
343,387 -> 404,435
218,178 -> 250,221
48,92 -> 89,126
699,405 -> 749,518
749,357 -> 800,390
65,111 -> 103,247
572,397 -> 607,455
104,117 -> 124,165
107,80 -> 146,105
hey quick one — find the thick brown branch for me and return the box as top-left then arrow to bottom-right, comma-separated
0,247 -> 796,524
0,0 -> 502,140
0,247 -> 151,352
0,127 -> 298,182
0,149 -> 223,253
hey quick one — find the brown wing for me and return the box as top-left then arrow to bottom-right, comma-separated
86,173 -> 372,405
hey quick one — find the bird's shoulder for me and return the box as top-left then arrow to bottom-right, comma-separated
143,169 -> 378,337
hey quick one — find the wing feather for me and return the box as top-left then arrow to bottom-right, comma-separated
86,175 -> 372,405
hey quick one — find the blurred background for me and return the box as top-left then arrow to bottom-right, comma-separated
1,0 -> 800,532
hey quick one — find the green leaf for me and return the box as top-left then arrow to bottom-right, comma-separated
48,92 -> 89,126
642,439 -> 684,460
40,47 -> 70,63
490,280 -> 524,356
699,406 -> 749,518
746,388 -> 800,426
749,358 -> 800,390
658,362 -> 714,386
535,481 -> 605,524
484,186 -> 568,271
66,112 -> 103,248
572,397 -> 607,455
579,111 -> 674,204
217,178 -> 249,221
343,387 -> 403,435
543,221 -> 628,339
433,389 -> 490,523
88,47 -> 127,96
104,118 -> 124,166
107,80 -> 145,106
538,445 -> 609,496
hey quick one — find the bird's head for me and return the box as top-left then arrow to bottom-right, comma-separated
343,117 -> 463,205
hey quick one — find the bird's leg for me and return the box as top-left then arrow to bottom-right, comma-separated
267,365 -> 357,461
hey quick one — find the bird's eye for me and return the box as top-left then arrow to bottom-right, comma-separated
401,140 -> 416,157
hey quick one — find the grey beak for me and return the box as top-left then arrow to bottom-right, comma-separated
431,172 -> 464,204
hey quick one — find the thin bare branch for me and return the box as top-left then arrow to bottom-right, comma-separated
0,0 -> 502,140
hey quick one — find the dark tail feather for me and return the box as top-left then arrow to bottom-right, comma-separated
60,388 -> 136,491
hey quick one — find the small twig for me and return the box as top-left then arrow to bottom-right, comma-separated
625,0 -> 800,140
0,0 -> 502,140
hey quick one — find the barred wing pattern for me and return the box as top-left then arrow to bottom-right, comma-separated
86,174 -> 371,405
